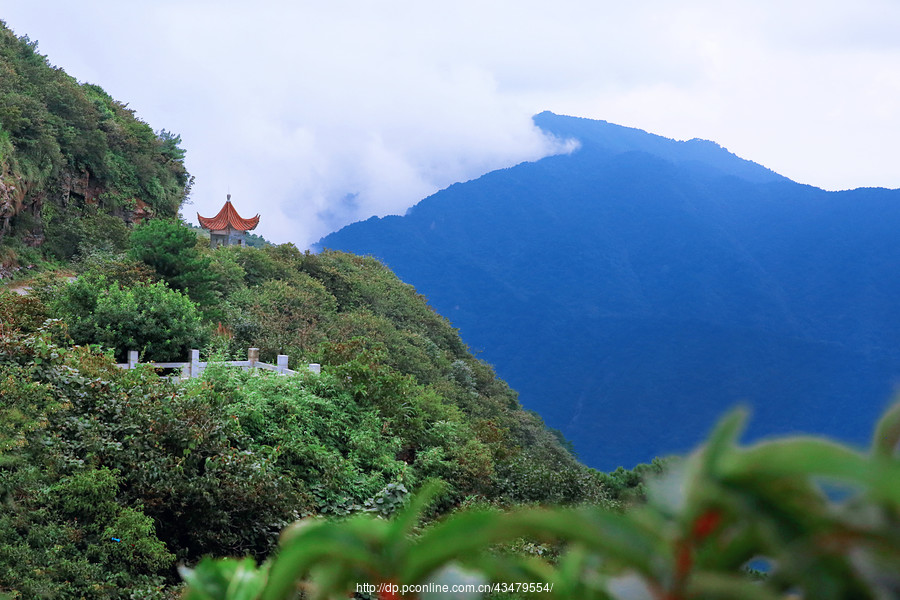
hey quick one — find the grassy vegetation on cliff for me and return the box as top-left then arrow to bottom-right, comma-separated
0,20 -> 190,275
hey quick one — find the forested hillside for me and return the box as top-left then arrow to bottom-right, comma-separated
1,239 -> 614,598
0,22 -> 620,598
318,112 -> 900,470
0,20 -> 190,274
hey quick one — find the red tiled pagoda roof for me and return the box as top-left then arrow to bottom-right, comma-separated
197,200 -> 259,232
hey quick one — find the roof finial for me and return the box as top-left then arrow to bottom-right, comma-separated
226,193 -> 231,202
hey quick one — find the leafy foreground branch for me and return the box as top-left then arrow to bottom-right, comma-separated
183,404 -> 900,600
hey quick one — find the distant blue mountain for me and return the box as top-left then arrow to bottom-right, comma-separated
317,112 -> 900,470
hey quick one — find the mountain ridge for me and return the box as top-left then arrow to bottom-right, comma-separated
531,111 -> 790,185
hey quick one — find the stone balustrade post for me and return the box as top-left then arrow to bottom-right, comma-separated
189,349 -> 200,378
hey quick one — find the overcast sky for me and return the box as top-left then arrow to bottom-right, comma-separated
4,1 -> 900,247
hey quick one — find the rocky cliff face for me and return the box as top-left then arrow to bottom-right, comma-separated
0,169 -> 26,238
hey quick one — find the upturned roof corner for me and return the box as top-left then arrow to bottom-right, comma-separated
197,194 -> 260,232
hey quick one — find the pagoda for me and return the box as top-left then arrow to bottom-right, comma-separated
197,194 -> 260,248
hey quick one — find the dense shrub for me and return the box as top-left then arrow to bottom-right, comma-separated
0,330 -> 177,598
42,205 -> 131,260
230,276 -> 336,361
46,273 -> 206,361
220,244 -> 293,287
0,289 -> 48,332
74,249 -> 158,287
0,325 -> 308,594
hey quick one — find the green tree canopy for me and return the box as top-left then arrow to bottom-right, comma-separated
128,218 -> 217,307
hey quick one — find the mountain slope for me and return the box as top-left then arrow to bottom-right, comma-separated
318,112 -> 900,469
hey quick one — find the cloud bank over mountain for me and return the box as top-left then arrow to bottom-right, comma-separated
4,0 -> 900,246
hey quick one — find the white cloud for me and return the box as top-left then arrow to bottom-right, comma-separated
3,0 -> 899,246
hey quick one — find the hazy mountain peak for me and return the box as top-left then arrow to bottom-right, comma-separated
533,111 -> 788,184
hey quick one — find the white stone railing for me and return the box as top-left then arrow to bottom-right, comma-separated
115,347 -> 320,379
